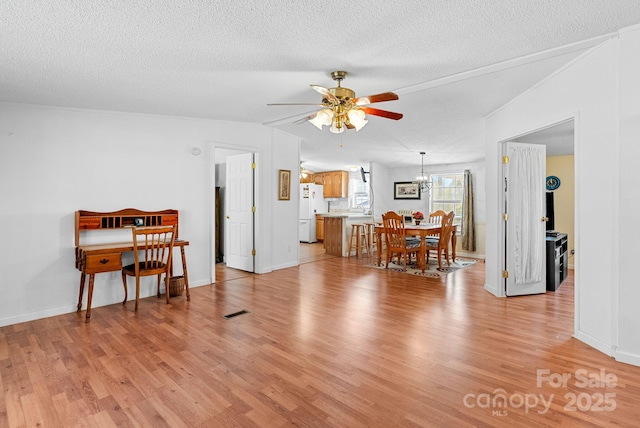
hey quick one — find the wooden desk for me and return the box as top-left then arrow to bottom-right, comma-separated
74,209 -> 189,322
75,240 -> 190,321
375,223 -> 457,271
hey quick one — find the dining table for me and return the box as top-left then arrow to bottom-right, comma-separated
374,222 -> 457,272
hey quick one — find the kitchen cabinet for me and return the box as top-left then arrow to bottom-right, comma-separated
313,173 -> 324,185
316,214 -> 325,241
322,171 -> 349,198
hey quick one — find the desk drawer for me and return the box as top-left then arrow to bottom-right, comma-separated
85,253 -> 122,273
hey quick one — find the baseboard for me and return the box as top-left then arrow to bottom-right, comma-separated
612,348 -> 640,367
0,305 -> 78,328
576,332 -> 640,367
271,261 -> 298,271
574,330 -> 614,357
484,282 -> 505,297
456,250 -> 485,260
0,280 -> 211,328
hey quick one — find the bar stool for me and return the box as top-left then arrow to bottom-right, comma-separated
348,223 -> 369,258
362,222 -> 378,255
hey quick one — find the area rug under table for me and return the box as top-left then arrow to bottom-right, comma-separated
369,257 -> 478,278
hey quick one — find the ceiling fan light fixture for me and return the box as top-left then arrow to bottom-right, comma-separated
309,109 -> 333,129
347,109 -> 368,131
309,116 -> 324,130
329,121 -> 344,134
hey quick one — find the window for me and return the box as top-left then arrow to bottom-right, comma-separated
429,172 -> 464,233
350,178 -> 370,211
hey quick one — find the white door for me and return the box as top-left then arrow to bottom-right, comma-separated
503,142 -> 546,296
225,152 -> 254,272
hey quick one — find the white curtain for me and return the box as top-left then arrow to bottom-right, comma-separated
511,146 -> 544,284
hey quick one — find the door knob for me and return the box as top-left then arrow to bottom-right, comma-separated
226,215 -> 230,219
542,217 -> 549,222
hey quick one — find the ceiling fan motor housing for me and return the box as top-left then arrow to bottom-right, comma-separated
329,86 -> 355,100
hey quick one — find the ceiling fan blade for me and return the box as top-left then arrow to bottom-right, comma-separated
267,103 -> 324,106
354,92 -> 399,106
294,113 -> 316,124
310,85 -> 338,103
360,107 -> 403,120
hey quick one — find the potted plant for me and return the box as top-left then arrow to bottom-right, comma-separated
412,211 -> 424,225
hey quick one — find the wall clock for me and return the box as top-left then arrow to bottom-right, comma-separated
546,175 -> 561,191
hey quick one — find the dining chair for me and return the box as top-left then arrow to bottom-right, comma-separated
121,225 -> 177,311
425,211 -> 455,268
382,211 -> 421,271
426,210 -> 447,238
428,210 -> 446,225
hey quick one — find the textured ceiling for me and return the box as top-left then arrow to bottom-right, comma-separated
2,1 -> 639,172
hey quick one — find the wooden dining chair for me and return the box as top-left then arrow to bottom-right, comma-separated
382,211 -> 421,271
426,210 -> 447,238
428,210 -> 446,225
121,225 -> 177,311
425,211 -> 455,268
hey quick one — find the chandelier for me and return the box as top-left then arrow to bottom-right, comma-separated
415,151 -> 432,192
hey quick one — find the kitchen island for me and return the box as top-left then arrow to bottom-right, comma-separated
323,214 -> 374,257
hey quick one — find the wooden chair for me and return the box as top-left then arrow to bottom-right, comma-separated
382,211 -> 421,271
121,225 -> 176,311
426,210 -> 447,238
425,211 -> 455,268
428,210 -> 446,225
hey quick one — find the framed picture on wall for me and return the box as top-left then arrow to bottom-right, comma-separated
394,181 -> 420,200
278,169 -> 291,200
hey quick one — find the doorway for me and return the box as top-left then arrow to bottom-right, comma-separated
214,146 -> 257,275
500,119 -> 575,296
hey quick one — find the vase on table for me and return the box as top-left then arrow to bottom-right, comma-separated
415,220 -> 421,225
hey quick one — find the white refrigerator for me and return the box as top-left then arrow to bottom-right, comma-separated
299,183 -> 326,243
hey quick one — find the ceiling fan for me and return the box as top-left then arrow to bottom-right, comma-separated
268,70 -> 403,134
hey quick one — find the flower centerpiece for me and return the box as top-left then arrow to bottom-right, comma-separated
412,211 -> 424,225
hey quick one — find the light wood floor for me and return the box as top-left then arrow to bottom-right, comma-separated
299,241 -> 335,264
2,254 -> 640,427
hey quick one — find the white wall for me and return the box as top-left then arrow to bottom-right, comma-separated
616,25 -> 640,365
370,161 -> 392,219
270,131 -> 301,270
485,25 -> 640,365
0,103 -> 300,327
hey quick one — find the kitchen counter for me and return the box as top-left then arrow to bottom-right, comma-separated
323,214 -> 374,257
